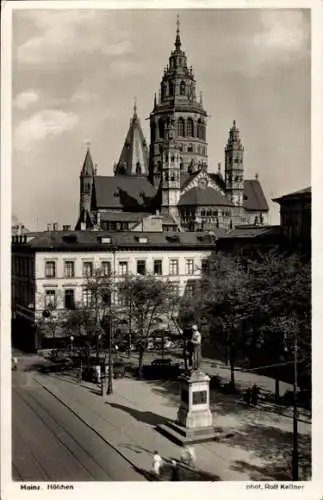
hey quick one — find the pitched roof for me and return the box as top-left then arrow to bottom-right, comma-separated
243,180 -> 269,212
93,176 -> 156,211
114,106 -> 149,176
273,186 -> 311,203
179,186 -> 233,207
81,148 -> 95,176
99,211 -> 148,223
12,230 -> 217,250
220,225 -> 280,239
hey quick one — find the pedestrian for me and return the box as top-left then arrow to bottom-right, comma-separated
187,446 -> 196,468
12,357 -> 18,371
152,450 -> 163,478
170,460 -> 180,481
244,387 -> 251,406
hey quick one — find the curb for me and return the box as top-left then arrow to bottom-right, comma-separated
34,376 -> 152,481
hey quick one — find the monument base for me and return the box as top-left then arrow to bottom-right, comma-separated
156,369 -> 218,445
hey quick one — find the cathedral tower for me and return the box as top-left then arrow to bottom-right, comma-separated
149,17 -> 208,187
79,146 -> 95,215
114,100 -> 149,176
161,115 -> 181,218
225,120 -> 244,207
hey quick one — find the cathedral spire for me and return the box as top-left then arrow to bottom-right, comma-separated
175,14 -> 181,51
133,96 -> 137,118
81,144 -> 95,176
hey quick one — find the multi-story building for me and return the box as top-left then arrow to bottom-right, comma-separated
216,186 -> 311,259
12,230 -> 216,351
75,18 -> 269,233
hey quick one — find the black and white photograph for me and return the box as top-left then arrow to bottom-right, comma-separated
2,0 -> 319,495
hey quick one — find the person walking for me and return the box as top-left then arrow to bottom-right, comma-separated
152,451 -> 163,478
170,460 -> 180,481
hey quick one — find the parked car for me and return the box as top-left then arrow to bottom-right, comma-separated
142,358 -> 181,380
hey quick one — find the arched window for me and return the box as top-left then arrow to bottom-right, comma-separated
187,118 -> 194,137
201,210 -> 205,216
161,83 -> 166,100
188,143 -> 193,152
180,81 -> 186,96
158,119 -> 164,139
197,119 -> 202,139
177,117 -> 185,137
151,122 -> 156,142
169,81 -> 174,97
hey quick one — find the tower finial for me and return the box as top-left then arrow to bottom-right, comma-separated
175,14 -> 181,50
133,97 -> 137,117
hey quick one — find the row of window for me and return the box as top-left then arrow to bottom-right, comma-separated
44,279 -> 191,311
161,80 -> 191,99
152,118 -> 206,141
101,222 -> 130,231
44,259 -> 197,279
156,143 -> 207,157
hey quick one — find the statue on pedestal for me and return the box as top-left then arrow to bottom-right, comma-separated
187,324 -> 202,371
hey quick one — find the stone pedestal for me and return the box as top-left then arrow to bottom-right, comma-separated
156,370 -> 217,445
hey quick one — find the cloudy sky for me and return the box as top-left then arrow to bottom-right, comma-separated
12,7 -> 310,230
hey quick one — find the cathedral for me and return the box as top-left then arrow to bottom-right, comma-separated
76,19 -> 268,234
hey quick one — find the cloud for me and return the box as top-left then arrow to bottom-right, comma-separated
109,59 -> 144,77
244,10 -> 309,75
16,10 -> 132,65
14,109 -> 79,151
13,89 -> 39,109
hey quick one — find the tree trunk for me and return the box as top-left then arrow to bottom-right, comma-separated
275,378 -> 280,403
229,346 -> 235,388
138,347 -> 144,379
96,334 -> 100,365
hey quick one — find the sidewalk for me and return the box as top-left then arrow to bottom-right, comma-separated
34,369 -> 311,481
124,350 -> 294,395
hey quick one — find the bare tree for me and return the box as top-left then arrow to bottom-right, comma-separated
117,274 -> 179,378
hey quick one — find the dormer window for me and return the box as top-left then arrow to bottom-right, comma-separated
138,236 -> 148,243
100,236 -> 112,244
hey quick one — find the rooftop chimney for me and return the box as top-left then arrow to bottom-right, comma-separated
53,222 -> 58,231
80,222 -> 86,231
62,225 -> 71,231
47,223 -> 52,232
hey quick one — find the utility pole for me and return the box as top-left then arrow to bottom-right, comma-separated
292,329 -> 299,480
107,247 -> 117,395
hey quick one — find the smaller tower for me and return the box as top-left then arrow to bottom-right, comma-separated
79,145 -> 95,216
225,120 -> 244,206
161,116 -> 181,218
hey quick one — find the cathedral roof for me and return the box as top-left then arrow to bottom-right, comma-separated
81,147 -> 95,176
115,102 -> 149,176
243,180 -> 269,212
93,176 -> 156,211
179,186 -> 233,207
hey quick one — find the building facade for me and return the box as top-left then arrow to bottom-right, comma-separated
12,230 -> 216,350
76,19 -> 269,234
